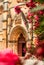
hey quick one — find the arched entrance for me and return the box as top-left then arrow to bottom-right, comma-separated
18,33 -> 26,56
9,25 -> 28,55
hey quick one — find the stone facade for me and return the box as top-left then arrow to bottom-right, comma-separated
0,0 -> 36,56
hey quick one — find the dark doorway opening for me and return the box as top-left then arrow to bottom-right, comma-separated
18,33 -> 26,56
22,43 -> 26,56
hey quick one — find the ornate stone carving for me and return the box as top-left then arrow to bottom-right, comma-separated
14,14 -> 21,24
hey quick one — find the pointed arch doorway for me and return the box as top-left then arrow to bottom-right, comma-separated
18,33 -> 26,56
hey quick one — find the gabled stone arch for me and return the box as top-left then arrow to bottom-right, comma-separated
9,25 -> 28,41
8,25 -> 28,54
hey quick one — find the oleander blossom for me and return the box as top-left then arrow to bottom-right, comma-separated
28,12 -> 34,17
14,6 -> 21,14
34,15 -> 39,21
0,49 -> 20,65
26,0 -> 36,8
27,12 -> 34,22
35,21 -> 40,28
37,47 -> 43,55
38,10 -> 44,15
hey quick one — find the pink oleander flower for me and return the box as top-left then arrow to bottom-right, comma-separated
14,6 -> 21,14
34,15 -> 39,21
36,47 -> 43,55
0,49 -> 20,65
39,10 -> 44,15
35,21 -> 40,27
28,19 -> 32,23
28,12 -> 34,17
27,12 -> 34,20
33,22 -> 40,30
26,1 -> 36,8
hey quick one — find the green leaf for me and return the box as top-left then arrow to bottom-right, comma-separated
34,25 -> 44,34
34,15 -> 44,36
40,21 -> 44,26
30,5 -> 44,12
34,0 -> 44,3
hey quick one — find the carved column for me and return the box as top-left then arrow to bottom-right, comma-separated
3,0 -> 10,48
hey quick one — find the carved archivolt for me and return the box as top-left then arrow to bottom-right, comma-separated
9,25 -> 28,41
